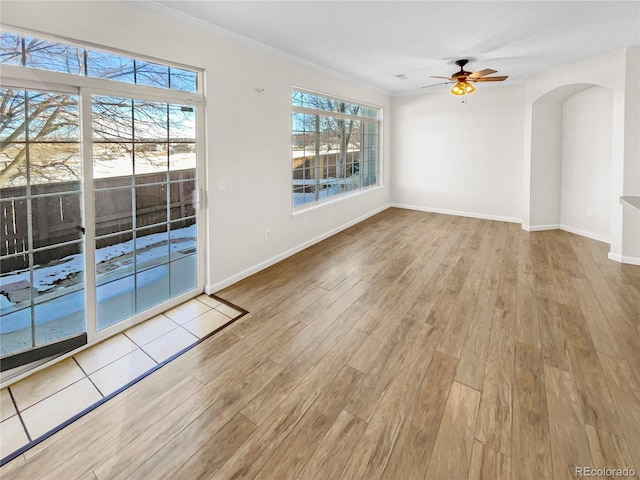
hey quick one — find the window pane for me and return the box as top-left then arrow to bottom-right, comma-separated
92,96 -> 133,141
169,143 -> 195,175
169,104 -> 195,140
135,143 -> 168,182
170,180 -> 195,220
97,274 -> 135,330
136,183 -> 167,228
0,308 -> 31,357
136,264 -> 169,312
86,50 -> 134,83
3,32 -> 199,93
93,143 -> 134,183
29,143 -> 81,188
135,224 -> 168,271
31,194 -> 82,248
293,90 -> 368,117
27,91 -> 79,141
0,200 -> 28,260
293,186 -> 309,207
291,90 -> 303,108
169,220 -> 196,262
31,243 -> 84,303
95,186 -> 133,236
0,32 -> 22,65
170,254 -> 196,296
134,100 -> 167,140
135,60 -> 169,89
0,251 -> 29,291
0,89 -> 26,142
34,288 -> 85,346
292,112 -> 316,134
170,166 -> 195,182
170,68 -> 197,93
96,231 -> 134,282
1,143 -> 27,193
23,36 -> 83,75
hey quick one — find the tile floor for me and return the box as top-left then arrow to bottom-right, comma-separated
0,294 -> 245,462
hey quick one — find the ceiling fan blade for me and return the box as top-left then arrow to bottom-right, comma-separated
430,75 -> 455,80
421,82 -> 453,89
474,75 -> 509,82
469,68 -> 497,79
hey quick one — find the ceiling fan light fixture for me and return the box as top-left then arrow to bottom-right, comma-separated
450,82 -> 466,95
450,80 -> 475,96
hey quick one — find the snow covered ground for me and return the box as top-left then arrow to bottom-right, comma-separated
293,178 -> 359,207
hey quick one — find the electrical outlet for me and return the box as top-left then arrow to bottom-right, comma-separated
265,229 -> 271,240
586,208 -> 593,217
500,196 -> 508,205
219,178 -> 228,190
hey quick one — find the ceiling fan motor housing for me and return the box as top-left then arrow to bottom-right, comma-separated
424,59 -> 507,91
454,59 -> 471,78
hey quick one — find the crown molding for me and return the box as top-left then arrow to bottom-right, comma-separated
127,0 -> 390,96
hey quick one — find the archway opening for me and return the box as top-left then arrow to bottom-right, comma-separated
530,83 -> 614,244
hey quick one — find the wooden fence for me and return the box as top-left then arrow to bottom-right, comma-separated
1,170 -> 195,274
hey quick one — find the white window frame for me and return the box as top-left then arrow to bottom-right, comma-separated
291,87 -> 382,213
0,27 -> 207,346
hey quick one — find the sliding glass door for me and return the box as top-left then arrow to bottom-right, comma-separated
91,96 -> 198,330
1,89 -> 202,369
1,30 -> 204,370
1,88 -> 86,360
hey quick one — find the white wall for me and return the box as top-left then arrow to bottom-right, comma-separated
621,47 -> 640,262
391,85 -> 524,222
524,48 -> 640,264
561,86 -> 613,242
530,101 -> 563,227
0,1 -> 392,291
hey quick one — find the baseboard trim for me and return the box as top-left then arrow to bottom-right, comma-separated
608,252 -> 640,266
391,203 -> 522,224
205,204 -> 391,293
206,204 -> 636,293
559,225 -> 610,244
522,224 -> 561,232
524,224 -> 611,244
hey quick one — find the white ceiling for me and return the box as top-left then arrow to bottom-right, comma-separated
145,1 -> 640,95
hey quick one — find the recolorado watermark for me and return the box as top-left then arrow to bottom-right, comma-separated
575,466 -> 636,477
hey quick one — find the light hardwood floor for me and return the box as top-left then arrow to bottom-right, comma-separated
2,208 -> 639,479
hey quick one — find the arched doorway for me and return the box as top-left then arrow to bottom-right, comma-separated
529,83 -> 614,244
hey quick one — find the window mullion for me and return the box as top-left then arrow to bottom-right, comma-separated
1,64 -> 202,106
293,105 -> 361,122
80,88 -> 98,342
315,115 -> 320,202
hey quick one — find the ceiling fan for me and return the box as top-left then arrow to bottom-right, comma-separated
423,59 -> 508,95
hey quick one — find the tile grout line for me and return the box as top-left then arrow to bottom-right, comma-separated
137,337 -> 163,366
7,387 -> 32,443
122,319 -> 180,350
72,356 -> 104,398
0,296 -> 248,468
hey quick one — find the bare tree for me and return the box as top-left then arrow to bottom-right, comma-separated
292,91 -> 361,183
1,34 -> 193,187
0,89 -> 79,185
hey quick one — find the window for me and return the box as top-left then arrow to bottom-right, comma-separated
0,29 -> 203,367
91,96 -> 197,330
0,88 -> 85,355
292,89 -> 380,208
0,32 -> 197,92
